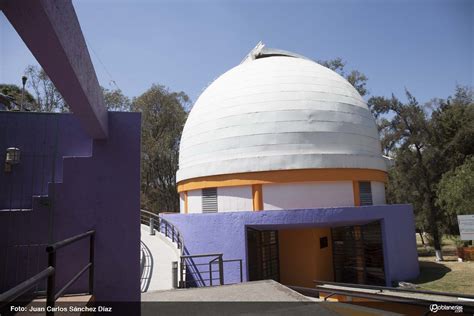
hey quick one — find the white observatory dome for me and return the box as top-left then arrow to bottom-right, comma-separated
177,44 -> 386,183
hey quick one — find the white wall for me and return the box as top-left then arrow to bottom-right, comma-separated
371,181 -> 386,205
187,190 -> 202,213
263,181 -> 354,210
183,180 -> 384,213
217,186 -> 253,212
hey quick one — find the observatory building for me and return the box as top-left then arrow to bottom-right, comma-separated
178,43 -> 387,213
162,43 -> 419,289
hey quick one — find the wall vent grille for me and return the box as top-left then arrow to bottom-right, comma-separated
359,181 -> 373,206
202,188 -> 218,213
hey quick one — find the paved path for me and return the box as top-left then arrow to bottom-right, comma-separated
142,280 -> 314,302
140,224 -> 180,292
142,280 -> 345,315
141,280 -> 407,315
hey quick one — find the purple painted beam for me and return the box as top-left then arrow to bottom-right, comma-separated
1,0 -> 108,139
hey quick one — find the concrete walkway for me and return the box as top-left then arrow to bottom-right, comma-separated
142,280 -> 314,302
140,224 -> 180,292
141,280 -> 405,315
141,280 -> 341,315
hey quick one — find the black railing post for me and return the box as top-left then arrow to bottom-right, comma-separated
218,255 -> 224,286
46,249 -> 56,316
239,259 -> 243,283
89,233 -> 95,295
209,261 -> 213,286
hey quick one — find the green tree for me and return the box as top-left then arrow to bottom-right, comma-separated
369,92 -> 443,253
319,58 -> 368,97
436,156 -> 474,228
24,65 -> 68,112
132,84 -> 189,212
0,84 -> 36,110
428,86 -> 474,234
369,86 -> 474,260
102,87 -> 131,111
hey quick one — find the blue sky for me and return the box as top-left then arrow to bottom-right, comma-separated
1,0 -> 472,104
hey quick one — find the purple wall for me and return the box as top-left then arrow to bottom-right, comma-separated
0,111 -> 141,301
0,112 -> 92,209
162,205 -> 419,287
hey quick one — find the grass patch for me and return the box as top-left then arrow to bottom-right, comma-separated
411,234 -> 474,295
411,257 -> 474,295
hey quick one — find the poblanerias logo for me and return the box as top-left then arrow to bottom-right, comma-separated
429,303 -> 463,313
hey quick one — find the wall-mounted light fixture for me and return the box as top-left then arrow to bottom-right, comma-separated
5,147 -> 20,172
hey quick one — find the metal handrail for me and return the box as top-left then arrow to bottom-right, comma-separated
314,280 -> 474,300
140,210 -> 184,250
46,230 -> 94,252
306,286 -> 474,312
46,230 -> 95,316
180,254 -> 223,288
181,253 -> 223,259
140,211 -> 244,288
292,285 -> 439,305
0,230 -> 95,315
0,267 -> 55,308
210,259 -> 243,285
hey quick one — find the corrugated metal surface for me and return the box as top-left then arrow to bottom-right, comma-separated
178,46 -> 386,182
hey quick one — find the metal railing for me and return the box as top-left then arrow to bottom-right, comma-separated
287,280 -> 474,314
313,280 -> 474,300
210,259 -> 243,286
46,230 -> 95,315
0,230 -> 95,315
180,253 -> 224,288
0,267 -> 54,308
140,210 -> 244,288
140,210 -> 183,250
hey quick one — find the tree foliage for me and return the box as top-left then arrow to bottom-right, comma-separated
132,84 -> 189,212
0,84 -> 36,110
436,156 -> 474,222
319,58 -> 368,97
24,65 -> 68,112
369,86 -> 474,255
102,87 -> 131,111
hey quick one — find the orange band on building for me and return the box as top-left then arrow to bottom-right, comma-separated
177,168 -> 387,193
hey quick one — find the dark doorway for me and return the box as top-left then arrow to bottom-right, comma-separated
332,221 -> 386,285
247,228 -> 280,282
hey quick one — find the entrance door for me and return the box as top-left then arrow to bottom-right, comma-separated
247,228 -> 280,282
332,221 -> 386,285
